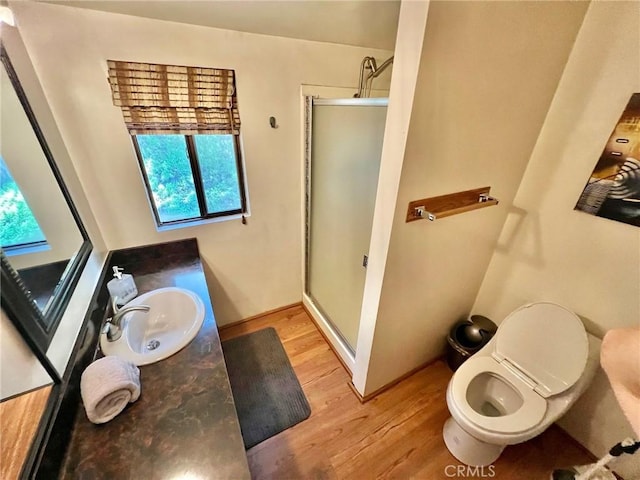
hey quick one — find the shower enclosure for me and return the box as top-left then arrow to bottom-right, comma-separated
304,97 -> 387,366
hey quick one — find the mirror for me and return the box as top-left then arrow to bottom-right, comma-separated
0,44 -> 92,357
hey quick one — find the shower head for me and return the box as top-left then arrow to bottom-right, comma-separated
355,55 -> 394,98
370,56 -> 394,79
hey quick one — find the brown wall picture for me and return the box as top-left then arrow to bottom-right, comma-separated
575,93 -> 640,227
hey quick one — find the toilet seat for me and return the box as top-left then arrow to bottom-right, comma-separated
449,302 -> 588,435
451,356 -> 547,434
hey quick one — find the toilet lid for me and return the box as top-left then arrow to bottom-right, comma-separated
492,302 -> 588,398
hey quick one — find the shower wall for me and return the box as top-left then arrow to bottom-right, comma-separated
306,99 -> 387,354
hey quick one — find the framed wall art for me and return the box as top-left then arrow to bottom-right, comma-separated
575,93 -> 640,227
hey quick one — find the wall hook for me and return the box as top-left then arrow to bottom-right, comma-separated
269,116 -> 279,129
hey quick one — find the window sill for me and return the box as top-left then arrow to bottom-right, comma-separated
4,243 -> 51,257
155,213 -> 249,232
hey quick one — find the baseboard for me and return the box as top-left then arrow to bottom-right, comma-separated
350,355 -> 447,404
300,302 -> 354,375
217,302 -> 303,332
553,424 -> 600,463
237,302 -> 443,406
217,300 -> 354,376
550,424 -> 626,479
347,381 -> 365,402
301,296 -> 355,373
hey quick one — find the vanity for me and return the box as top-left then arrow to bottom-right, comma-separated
39,239 -> 250,479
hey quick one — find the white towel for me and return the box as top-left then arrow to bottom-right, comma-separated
80,356 -> 141,424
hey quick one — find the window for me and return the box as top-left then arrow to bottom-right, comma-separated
107,60 -> 247,226
133,134 -> 245,225
0,155 -> 47,248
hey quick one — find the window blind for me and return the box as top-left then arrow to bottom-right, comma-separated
107,60 -> 240,135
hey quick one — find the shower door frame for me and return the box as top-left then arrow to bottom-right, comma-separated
303,96 -> 388,372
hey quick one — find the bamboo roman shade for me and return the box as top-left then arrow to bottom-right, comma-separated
107,60 -> 240,135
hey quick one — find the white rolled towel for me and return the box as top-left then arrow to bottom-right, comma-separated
80,356 -> 141,424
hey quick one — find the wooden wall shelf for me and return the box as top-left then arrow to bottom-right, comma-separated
406,186 -> 499,223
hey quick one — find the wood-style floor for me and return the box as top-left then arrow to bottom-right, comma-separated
219,305 -> 594,480
0,385 -> 51,480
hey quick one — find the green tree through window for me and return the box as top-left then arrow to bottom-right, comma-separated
0,156 -> 47,248
134,134 -> 245,225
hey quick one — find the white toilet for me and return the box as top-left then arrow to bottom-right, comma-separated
443,302 -> 598,466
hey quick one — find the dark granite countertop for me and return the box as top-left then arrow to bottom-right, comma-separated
58,240 -> 250,479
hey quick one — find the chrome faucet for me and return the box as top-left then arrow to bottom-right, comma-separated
102,296 -> 150,342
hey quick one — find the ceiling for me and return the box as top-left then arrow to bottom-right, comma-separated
41,1 -> 400,51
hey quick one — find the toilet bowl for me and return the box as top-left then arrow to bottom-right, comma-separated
443,302 -> 598,466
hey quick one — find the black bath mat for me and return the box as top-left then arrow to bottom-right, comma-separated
221,327 -> 311,449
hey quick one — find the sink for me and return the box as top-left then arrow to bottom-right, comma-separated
100,287 -> 205,366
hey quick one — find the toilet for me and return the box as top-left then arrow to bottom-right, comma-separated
443,302 -> 598,466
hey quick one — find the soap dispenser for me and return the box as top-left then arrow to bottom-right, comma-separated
107,266 -> 138,306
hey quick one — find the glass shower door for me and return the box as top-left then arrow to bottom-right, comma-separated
307,98 -> 387,353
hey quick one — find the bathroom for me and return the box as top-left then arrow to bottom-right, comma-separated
1,0 -> 639,479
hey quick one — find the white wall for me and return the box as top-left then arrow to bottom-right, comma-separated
12,1 -> 393,326
359,0 -> 589,395
473,2 -> 640,477
352,0 -> 430,393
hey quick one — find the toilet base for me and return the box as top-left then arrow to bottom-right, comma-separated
443,417 -> 505,466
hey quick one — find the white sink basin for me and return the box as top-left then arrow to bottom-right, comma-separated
100,287 -> 205,366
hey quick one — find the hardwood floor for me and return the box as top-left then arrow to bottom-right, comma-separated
219,305 -> 594,480
0,385 -> 51,480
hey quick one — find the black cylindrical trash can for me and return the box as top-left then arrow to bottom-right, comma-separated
446,315 -> 497,371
